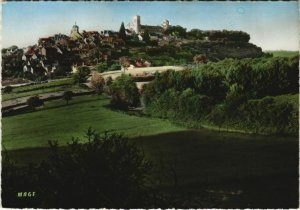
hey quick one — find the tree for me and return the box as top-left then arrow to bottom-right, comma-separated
187,29 -> 205,40
142,30 -> 150,43
62,91 -> 73,105
72,66 -> 91,84
109,74 -> 140,110
91,73 -> 105,94
26,96 -> 44,110
119,56 -> 131,72
193,54 -> 207,64
118,22 -> 126,40
164,25 -> 187,38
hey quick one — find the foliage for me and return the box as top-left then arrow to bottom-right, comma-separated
3,86 -> 13,94
193,54 -> 207,64
142,30 -> 150,43
95,62 -> 108,73
109,63 -> 121,71
118,22 -> 126,40
165,25 -> 187,38
187,29 -> 206,40
91,73 -> 105,94
2,128 -> 153,208
119,56 -> 131,70
109,74 -> 140,110
141,57 -> 299,135
238,96 -> 296,134
26,96 -> 44,110
62,91 -> 73,105
208,30 -> 250,42
72,66 -> 91,84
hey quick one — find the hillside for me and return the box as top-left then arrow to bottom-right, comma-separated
181,40 -> 263,61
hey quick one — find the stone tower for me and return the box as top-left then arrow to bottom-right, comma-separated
162,19 -> 170,30
132,15 -> 141,34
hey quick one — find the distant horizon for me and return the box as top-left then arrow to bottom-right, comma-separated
2,2 -> 299,51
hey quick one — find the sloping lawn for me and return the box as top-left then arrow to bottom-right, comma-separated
2,95 -> 185,150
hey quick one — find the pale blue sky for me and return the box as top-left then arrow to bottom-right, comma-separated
2,2 -> 299,51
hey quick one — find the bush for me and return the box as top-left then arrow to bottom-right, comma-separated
2,129 -> 152,208
95,63 -> 108,73
91,73 -> 105,94
109,74 -> 140,110
239,96 -> 295,134
26,96 -> 44,110
109,63 -> 121,71
3,86 -> 13,94
72,66 -> 91,84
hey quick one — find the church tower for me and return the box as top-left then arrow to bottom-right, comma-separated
71,23 -> 79,34
70,22 -> 83,40
162,19 -> 170,30
132,15 -> 141,34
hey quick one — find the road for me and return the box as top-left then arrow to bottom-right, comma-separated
99,65 -> 187,79
90,65 -> 188,90
2,89 -> 93,109
3,66 -> 187,108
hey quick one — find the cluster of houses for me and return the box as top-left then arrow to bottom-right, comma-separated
2,15 -> 174,79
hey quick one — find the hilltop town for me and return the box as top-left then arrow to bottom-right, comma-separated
2,10 -> 299,209
2,15 -> 263,83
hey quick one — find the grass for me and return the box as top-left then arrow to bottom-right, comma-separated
132,131 -> 298,208
2,95 -> 185,150
2,93 -> 298,208
267,50 -> 299,57
4,129 -> 298,208
2,78 -> 78,101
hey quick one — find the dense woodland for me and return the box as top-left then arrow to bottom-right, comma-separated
109,56 -> 299,135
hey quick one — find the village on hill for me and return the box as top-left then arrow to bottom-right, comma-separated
2,15 -> 262,83
2,4 -> 299,209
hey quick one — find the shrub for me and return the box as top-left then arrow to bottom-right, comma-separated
91,73 -> 105,94
109,74 -> 140,110
3,86 -> 13,94
72,66 -> 91,84
95,63 -> 108,73
2,129 -> 152,208
109,63 -> 121,71
26,96 -> 44,110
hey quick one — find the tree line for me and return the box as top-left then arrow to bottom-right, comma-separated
141,56 -> 298,135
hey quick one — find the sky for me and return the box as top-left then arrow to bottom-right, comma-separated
2,2 -> 299,51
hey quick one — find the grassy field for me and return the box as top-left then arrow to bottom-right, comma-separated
2,95 -> 185,150
2,78 -> 80,101
133,131 -> 298,208
2,93 -> 298,208
267,50 -> 299,57
4,129 -> 298,208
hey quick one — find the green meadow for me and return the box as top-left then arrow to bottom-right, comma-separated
2,94 -> 298,208
2,95 -> 185,150
267,50 -> 299,57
